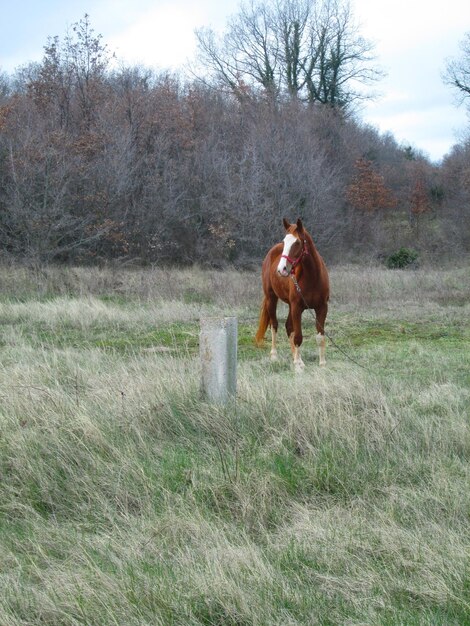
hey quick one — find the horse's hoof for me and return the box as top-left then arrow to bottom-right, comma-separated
270,352 -> 278,362
294,361 -> 305,373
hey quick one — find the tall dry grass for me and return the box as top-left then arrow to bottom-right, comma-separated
0,263 -> 468,624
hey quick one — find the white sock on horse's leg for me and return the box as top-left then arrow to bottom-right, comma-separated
270,327 -> 278,361
290,332 -> 305,372
316,332 -> 326,366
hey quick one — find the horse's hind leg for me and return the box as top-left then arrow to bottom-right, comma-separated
267,293 -> 279,361
315,303 -> 328,366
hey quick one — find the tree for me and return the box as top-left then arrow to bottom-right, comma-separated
0,70 -> 10,102
409,166 -> 431,240
347,157 -> 396,212
444,32 -> 470,106
64,13 -> 113,125
195,2 -> 279,99
302,0 -> 380,107
195,0 -> 381,108
0,15 -> 118,262
439,136 -> 470,252
28,14 -> 112,129
346,157 -> 398,253
277,0 -> 311,98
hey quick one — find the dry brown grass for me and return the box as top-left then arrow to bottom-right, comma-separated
0,263 -> 468,624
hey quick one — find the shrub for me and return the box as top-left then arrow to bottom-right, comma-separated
385,247 -> 419,269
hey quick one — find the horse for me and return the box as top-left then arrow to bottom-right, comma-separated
255,218 -> 330,371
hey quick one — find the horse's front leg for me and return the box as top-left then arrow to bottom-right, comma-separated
288,305 -> 304,373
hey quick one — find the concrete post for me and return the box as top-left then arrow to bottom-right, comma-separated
199,316 -> 237,404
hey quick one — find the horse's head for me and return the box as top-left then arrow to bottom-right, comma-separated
277,218 -> 307,277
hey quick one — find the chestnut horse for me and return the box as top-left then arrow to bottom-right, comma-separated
255,218 -> 329,371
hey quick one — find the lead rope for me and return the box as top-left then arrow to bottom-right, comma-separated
290,273 -> 371,372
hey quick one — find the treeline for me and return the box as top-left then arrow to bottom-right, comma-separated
0,14 -> 469,266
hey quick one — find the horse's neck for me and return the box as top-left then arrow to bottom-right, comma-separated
304,233 -> 321,270
301,234 -> 325,286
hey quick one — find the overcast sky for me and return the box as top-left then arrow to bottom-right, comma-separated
1,0 -> 469,162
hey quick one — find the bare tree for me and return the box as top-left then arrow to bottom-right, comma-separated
444,32 -> 470,106
273,0 -> 311,97
195,0 -> 381,108
195,2 -> 280,99
303,0 -> 381,107
0,71 -> 10,103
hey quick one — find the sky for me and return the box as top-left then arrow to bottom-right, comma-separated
1,0 -> 469,162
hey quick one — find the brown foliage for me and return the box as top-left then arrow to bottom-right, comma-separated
410,172 -> 430,215
347,158 -> 397,212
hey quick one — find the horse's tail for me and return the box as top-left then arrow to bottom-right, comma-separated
255,297 -> 270,346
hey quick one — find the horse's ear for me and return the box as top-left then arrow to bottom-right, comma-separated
283,218 -> 291,231
296,218 -> 304,234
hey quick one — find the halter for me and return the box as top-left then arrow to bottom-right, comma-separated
281,239 -> 308,274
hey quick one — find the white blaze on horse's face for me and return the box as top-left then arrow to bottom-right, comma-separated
277,234 -> 298,277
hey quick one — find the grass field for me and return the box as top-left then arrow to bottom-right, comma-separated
0,263 -> 469,625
